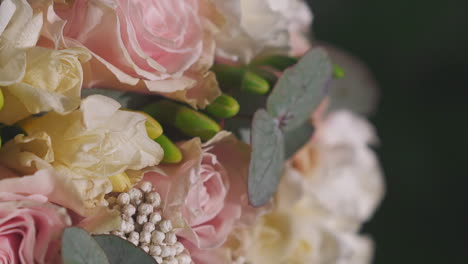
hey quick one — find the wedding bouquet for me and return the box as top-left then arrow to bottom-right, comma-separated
0,0 -> 384,263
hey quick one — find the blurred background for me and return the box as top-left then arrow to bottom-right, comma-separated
308,0 -> 468,263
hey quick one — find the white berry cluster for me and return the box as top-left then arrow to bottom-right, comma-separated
106,181 -> 193,264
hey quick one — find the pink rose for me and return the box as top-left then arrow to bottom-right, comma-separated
0,166 -> 120,234
53,0 -> 223,107
0,192 -> 71,264
144,132 -> 259,257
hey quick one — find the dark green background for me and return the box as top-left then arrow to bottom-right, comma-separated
309,0 -> 468,263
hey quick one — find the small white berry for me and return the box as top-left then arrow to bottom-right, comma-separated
164,232 -> 177,245
111,230 -> 124,237
176,254 -> 192,264
162,257 -> 177,264
149,245 -> 162,256
128,231 -> 139,241
128,188 -> 143,202
129,239 -> 139,246
143,222 -> 155,233
138,203 -> 154,215
149,212 -> 162,224
117,192 -> 130,205
160,245 -> 173,258
140,231 -> 151,244
138,181 -> 153,193
159,220 -> 173,233
141,244 -> 150,253
119,220 -> 128,232
151,231 -> 165,244
146,192 -> 161,207
122,215 -> 134,224
137,214 -> 148,225
174,242 -> 184,255
122,204 -> 136,216
153,256 -> 163,264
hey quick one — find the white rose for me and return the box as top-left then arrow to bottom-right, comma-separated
212,0 -> 312,62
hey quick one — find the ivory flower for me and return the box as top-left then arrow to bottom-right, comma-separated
0,0 -> 42,86
19,94 -> 163,178
212,0 -> 312,63
0,95 -> 162,213
240,200 -> 373,264
292,110 -> 384,230
52,0 -> 223,108
0,47 -> 91,125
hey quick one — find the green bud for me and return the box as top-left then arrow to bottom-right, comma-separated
143,114 -> 163,140
122,109 -> 163,139
0,88 -> 4,112
242,71 -> 270,95
143,101 -> 220,141
205,94 -> 240,119
333,64 -> 345,79
251,55 -> 299,71
250,68 -> 278,87
212,64 -> 246,87
155,134 -> 183,163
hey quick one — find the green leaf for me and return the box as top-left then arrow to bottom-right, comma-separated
267,48 -> 332,131
62,227 -> 109,264
248,109 -> 284,207
93,235 -> 156,264
283,121 -> 314,159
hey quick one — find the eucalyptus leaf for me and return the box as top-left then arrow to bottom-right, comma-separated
248,109 -> 285,207
267,48 -> 332,131
284,121 -> 314,159
93,235 -> 156,264
62,227 -> 109,264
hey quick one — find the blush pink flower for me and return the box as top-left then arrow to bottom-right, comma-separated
143,132 -> 260,253
52,0 -> 223,108
0,192 -> 71,264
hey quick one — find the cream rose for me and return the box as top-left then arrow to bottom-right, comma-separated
52,0 -> 223,108
0,47 -> 91,125
212,0 -> 312,63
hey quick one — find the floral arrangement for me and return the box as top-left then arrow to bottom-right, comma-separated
0,0 -> 384,264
